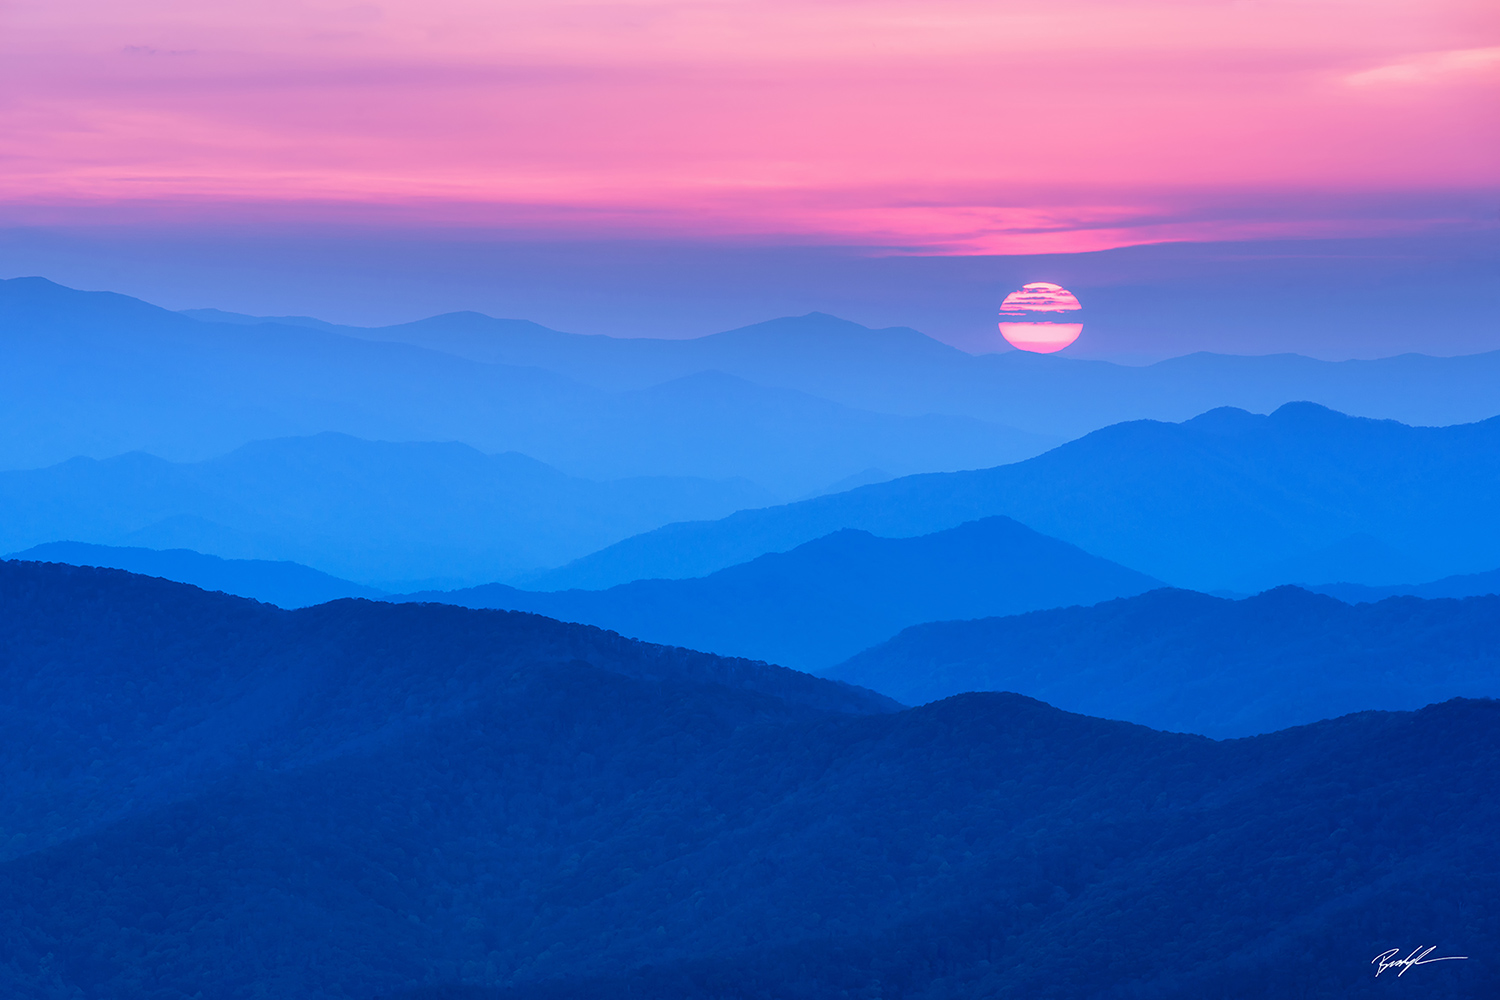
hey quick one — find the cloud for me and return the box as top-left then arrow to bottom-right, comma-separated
2,0 -> 1496,249
1345,46 -> 1500,86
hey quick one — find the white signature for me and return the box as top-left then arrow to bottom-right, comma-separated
1372,946 -> 1468,977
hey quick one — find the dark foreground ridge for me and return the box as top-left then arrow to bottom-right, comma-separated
0,561 -> 1494,999
7,540 -> 385,608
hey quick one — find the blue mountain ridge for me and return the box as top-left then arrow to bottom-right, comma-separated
829,585 -> 1500,738
155,230 -> 1499,358
533,403 -> 1500,593
0,434 -> 776,586
396,516 -> 1162,671
1305,565 -> 1500,603
0,561 -> 1492,999
190,301 -> 1500,438
0,277 -> 1049,493
7,542 -> 382,608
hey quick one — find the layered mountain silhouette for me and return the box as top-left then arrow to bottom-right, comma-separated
0,277 -> 1048,493
194,305 -> 1500,438
539,403 -> 1500,592
14,275 -> 1500,487
399,517 -> 1161,671
0,562 -> 1493,999
0,434 -> 779,586
0,560 -> 892,861
830,586 -> 1500,737
7,542 -> 381,607
179,307 -> 346,332
1306,565 -> 1500,603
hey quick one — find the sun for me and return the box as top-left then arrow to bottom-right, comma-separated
998,282 -> 1083,354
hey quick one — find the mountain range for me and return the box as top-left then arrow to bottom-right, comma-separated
0,434 -> 775,586
194,304 -> 1500,439
0,277 -> 1048,494
1305,566 -> 1500,603
4,266 -> 1496,1000
398,517 -> 1161,671
13,274 -> 1500,490
18,537 -> 1500,621
830,585 -> 1500,737
10,389 -> 1498,596
164,231 -> 1500,359
0,561 -> 1492,999
539,403 -> 1500,592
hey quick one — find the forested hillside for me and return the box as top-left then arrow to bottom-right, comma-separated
0,562 -> 1492,999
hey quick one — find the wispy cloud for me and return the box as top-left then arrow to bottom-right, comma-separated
1,0 -> 1496,250
1346,46 -> 1500,86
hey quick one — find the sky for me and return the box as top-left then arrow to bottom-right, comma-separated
1,0 -> 1496,358
2,0 -> 1497,253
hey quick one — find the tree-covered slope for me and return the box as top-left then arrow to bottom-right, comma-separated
0,562 -> 1494,999
0,560 -> 891,861
8,541 -> 382,607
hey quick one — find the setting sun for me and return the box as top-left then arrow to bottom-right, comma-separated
998,281 -> 1083,353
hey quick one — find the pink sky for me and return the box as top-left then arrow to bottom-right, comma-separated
2,0 -> 1496,252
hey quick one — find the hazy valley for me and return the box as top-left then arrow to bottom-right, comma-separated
2,274 -> 1498,999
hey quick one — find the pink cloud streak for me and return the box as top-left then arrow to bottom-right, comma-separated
1,0 -> 1495,251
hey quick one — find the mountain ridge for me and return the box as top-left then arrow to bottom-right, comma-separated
187,298 -> 1500,438
0,433 -> 777,586
6,541 -> 384,607
532,403 -> 1500,592
401,516 -> 1162,671
829,585 -> 1500,737
0,560 -> 1494,998
1305,565 -> 1500,603
2,277 -> 1049,492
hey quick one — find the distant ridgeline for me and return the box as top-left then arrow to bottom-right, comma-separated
830,586 -> 1500,737
0,434 -> 780,588
533,402 -> 1500,593
0,561 -> 1494,999
0,277 -> 1054,496
393,516 -> 1164,672
5,270 -> 1500,594
6,403 -> 1500,606
7,272 -> 1500,508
